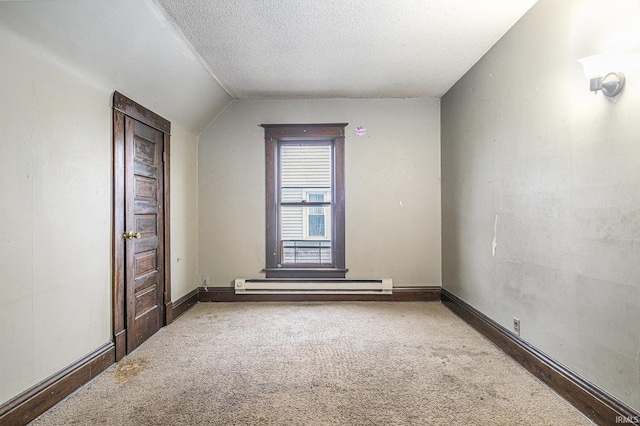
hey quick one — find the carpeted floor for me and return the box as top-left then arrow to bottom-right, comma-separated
30,302 -> 593,425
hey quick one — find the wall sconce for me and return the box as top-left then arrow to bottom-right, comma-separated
578,54 -> 626,97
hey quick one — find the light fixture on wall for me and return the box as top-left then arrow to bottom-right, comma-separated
578,54 -> 625,97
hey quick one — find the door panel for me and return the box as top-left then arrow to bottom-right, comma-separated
124,117 -> 165,352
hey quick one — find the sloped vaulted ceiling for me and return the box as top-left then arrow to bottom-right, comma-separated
0,0 -> 231,133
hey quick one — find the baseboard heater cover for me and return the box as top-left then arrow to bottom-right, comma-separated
234,278 -> 392,295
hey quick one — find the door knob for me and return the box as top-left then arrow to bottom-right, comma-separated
123,231 -> 141,240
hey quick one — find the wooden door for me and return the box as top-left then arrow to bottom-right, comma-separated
113,92 -> 171,361
124,117 -> 165,351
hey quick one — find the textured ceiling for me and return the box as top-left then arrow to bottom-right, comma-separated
155,0 -> 537,99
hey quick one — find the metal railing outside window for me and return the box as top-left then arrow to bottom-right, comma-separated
281,240 -> 332,264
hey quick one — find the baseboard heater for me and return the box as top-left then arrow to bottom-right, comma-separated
234,278 -> 392,295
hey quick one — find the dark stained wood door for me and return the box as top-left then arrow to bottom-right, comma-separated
124,117 -> 165,352
113,91 -> 171,361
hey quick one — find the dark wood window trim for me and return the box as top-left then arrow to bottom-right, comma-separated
262,123 -> 348,279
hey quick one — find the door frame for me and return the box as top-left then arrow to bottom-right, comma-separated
112,91 -> 172,361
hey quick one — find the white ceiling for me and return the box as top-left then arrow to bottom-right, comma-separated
155,0 -> 538,99
0,0 -> 538,121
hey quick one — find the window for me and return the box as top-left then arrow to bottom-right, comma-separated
306,193 -> 327,238
262,124 -> 348,278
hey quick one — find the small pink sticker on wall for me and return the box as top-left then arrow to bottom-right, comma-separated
355,126 -> 366,136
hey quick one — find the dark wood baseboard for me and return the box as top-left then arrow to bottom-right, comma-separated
197,286 -> 441,302
172,288 -> 199,319
165,301 -> 174,326
114,330 -> 126,362
0,341 -> 115,426
441,288 -> 640,426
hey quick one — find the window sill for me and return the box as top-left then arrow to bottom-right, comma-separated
262,268 -> 348,279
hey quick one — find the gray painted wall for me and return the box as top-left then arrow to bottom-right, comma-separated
442,0 -> 640,411
198,98 -> 442,287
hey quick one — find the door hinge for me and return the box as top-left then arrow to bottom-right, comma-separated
162,151 -> 166,162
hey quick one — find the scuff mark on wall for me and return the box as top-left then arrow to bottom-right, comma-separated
492,214 -> 498,257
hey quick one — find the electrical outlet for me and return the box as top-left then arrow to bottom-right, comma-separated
513,317 -> 521,336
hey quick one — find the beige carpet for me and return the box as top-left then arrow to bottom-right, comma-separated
31,302 -> 593,425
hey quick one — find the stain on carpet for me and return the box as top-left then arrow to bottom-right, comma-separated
114,357 -> 149,384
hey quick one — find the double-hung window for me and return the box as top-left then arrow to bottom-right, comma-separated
262,124 -> 347,278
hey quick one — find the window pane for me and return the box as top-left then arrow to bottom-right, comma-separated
281,205 -> 332,240
281,205 -> 332,264
280,144 -> 332,202
308,214 -> 325,237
